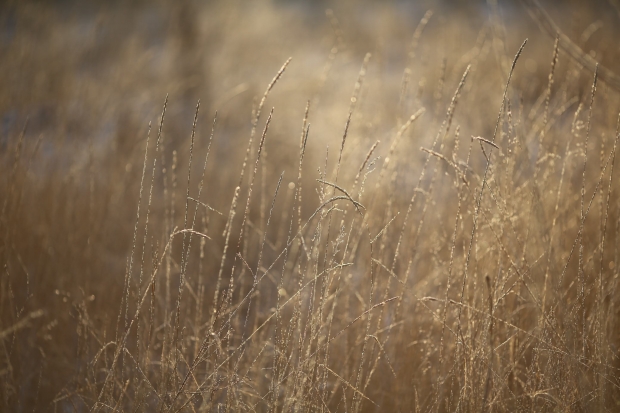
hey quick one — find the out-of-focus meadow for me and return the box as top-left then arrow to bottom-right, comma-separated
2,0 -> 620,411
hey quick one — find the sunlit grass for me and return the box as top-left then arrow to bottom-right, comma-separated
1,1 -> 620,411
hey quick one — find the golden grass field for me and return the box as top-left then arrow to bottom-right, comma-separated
2,0 -> 620,411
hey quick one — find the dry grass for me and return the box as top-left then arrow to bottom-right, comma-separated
2,0 -> 620,411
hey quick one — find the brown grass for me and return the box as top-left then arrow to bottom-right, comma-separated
2,1 -> 620,411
